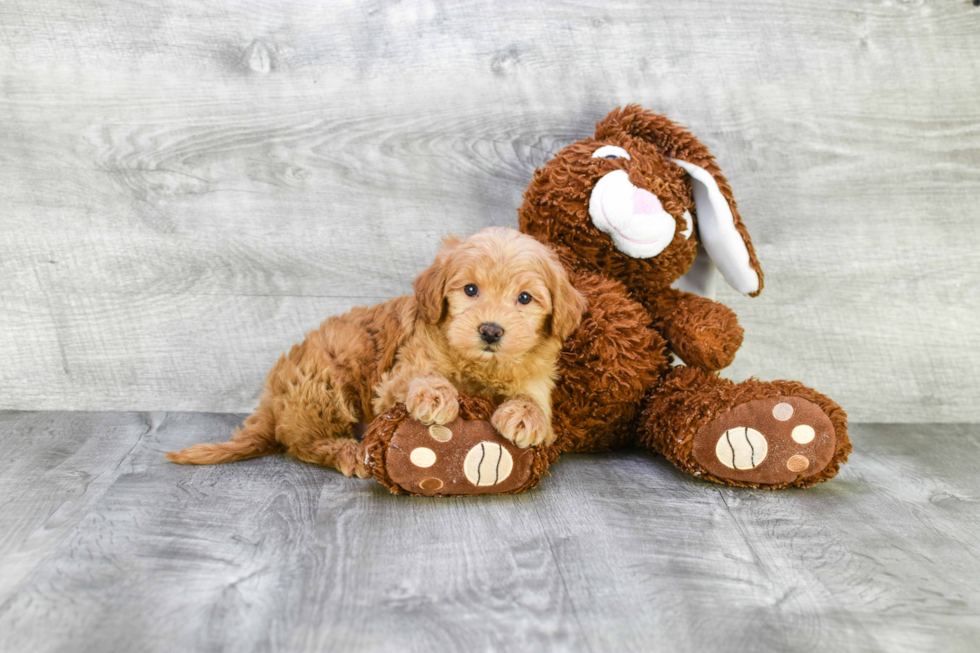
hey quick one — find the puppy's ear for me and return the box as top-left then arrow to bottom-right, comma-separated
413,235 -> 461,323
543,254 -> 587,342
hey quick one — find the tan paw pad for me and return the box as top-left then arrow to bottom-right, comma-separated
409,447 -> 436,467
772,402 -> 794,421
791,424 -> 815,444
786,454 -> 809,472
463,442 -> 513,486
715,427 -> 768,470
429,425 -> 453,442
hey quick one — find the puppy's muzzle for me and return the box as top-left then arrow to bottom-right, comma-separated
478,323 -> 504,345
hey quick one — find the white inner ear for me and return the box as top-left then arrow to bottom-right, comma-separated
669,159 -> 759,295
680,210 -> 693,240
672,244 -> 717,299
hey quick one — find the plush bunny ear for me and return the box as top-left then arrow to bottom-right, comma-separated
595,105 -> 763,297
672,244 -> 718,298
671,158 -> 760,297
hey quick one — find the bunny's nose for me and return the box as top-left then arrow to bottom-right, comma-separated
478,323 -> 504,344
633,187 -> 664,215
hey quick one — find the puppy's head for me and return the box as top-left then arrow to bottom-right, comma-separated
413,227 -> 586,363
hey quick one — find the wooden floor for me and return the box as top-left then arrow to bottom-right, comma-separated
0,413 -> 978,652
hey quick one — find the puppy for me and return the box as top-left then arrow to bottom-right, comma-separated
168,227 -> 586,477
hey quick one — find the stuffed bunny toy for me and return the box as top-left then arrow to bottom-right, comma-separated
365,105 -> 850,494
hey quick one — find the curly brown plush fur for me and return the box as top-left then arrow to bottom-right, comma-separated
549,268 -> 667,454
514,105 -> 851,489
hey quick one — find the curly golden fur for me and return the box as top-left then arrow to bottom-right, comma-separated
167,227 -> 585,473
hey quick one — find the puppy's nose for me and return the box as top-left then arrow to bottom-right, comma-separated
478,323 -> 504,344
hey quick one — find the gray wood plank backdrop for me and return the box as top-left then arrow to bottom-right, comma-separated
1,0 -> 978,421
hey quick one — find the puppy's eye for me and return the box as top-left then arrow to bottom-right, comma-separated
592,145 -> 631,161
517,292 -> 533,305
464,284 -> 479,297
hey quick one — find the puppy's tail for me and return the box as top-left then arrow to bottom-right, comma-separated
167,406 -> 280,465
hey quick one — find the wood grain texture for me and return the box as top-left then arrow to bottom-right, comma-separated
0,411 -> 978,652
1,0 -> 979,420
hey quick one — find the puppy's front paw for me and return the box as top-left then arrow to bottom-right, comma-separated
491,399 -> 553,448
406,376 -> 459,425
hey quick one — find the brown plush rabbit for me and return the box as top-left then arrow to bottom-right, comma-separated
367,105 -> 851,494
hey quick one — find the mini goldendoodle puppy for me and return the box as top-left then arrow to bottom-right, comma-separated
168,227 -> 586,477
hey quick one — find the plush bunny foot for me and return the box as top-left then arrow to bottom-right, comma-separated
690,396 -> 838,485
362,394 -> 550,496
640,368 -> 851,489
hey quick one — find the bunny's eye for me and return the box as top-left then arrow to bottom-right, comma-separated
592,145 -> 631,161
464,284 -> 478,297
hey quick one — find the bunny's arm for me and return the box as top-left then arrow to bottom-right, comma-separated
647,288 -> 744,371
